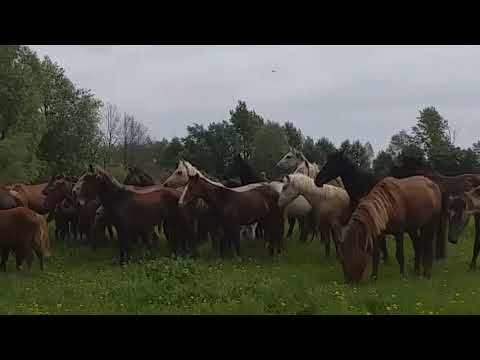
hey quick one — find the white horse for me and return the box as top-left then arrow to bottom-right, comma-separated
276,147 -> 344,188
278,173 -> 350,257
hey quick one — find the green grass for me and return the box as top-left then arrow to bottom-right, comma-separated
1,220 -> 479,315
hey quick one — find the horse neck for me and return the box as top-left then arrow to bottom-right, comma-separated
196,179 -> 227,208
97,180 -> 127,208
292,178 -> 318,201
341,165 -> 378,202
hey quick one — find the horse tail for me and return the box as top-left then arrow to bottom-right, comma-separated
33,214 -> 50,258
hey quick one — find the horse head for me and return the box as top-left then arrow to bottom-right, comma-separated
315,150 -> 349,187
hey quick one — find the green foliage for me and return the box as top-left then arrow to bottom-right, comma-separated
283,122 -> 304,149
251,121 -> 289,176
372,150 -> 393,178
229,101 -> 264,159
3,220 -> 480,314
412,106 -> 453,159
339,140 -> 374,169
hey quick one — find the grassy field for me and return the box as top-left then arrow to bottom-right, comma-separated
1,220 -> 479,315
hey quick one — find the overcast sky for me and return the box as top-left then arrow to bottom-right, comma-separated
30,45 -> 480,154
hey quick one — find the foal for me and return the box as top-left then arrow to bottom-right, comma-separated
179,174 -> 284,256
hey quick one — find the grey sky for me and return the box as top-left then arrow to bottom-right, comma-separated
30,45 -> 480,154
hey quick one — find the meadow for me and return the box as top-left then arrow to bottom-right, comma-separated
1,220 -> 479,315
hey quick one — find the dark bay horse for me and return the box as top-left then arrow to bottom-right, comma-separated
390,155 -> 480,260
73,166 -> 196,264
227,153 -> 313,242
339,176 -> 442,284
314,150 -> 414,274
43,175 -> 114,244
179,174 -> 284,256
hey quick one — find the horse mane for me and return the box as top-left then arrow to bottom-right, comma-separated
180,160 -> 227,188
348,177 -> 403,253
94,166 -> 128,191
294,160 -> 320,178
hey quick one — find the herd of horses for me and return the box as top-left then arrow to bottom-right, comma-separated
1,147 -> 480,285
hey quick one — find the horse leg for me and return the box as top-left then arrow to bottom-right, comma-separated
470,215 -> 480,270
395,233 -> 405,275
107,224 -> 115,241
287,217 -> 296,238
1,248 -> 9,272
410,230 -> 422,276
370,241 -> 380,281
379,235 -> 389,264
15,249 -> 25,271
422,223 -> 435,279
229,226 -> 241,257
436,199 -> 448,260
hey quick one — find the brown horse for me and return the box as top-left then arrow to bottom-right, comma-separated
179,174 -> 284,256
338,176 -> 442,284
448,185 -> 480,269
73,165 -> 196,264
390,156 -> 480,259
6,182 -> 49,215
0,187 -> 18,210
43,176 -> 115,244
0,207 -> 48,271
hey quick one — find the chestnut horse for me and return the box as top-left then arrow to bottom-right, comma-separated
0,207 -> 48,271
339,176 -> 442,284
179,174 -> 284,256
73,166 -> 196,264
314,150 -> 416,275
6,182 -> 49,215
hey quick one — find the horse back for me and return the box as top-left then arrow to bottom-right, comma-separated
395,176 -> 442,227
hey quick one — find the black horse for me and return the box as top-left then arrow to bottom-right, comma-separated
314,150 -> 413,276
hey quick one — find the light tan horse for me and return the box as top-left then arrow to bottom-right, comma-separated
278,174 -> 350,257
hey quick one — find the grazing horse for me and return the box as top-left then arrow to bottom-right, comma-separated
390,155 -> 480,259
6,182 -> 49,215
314,150 -> 410,273
179,174 -> 284,256
339,176 -> 442,284
278,174 -> 350,257
0,207 -> 48,271
73,166 -> 196,264
124,166 -> 156,187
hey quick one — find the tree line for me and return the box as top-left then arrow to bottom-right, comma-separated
1,45 -> 479,185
